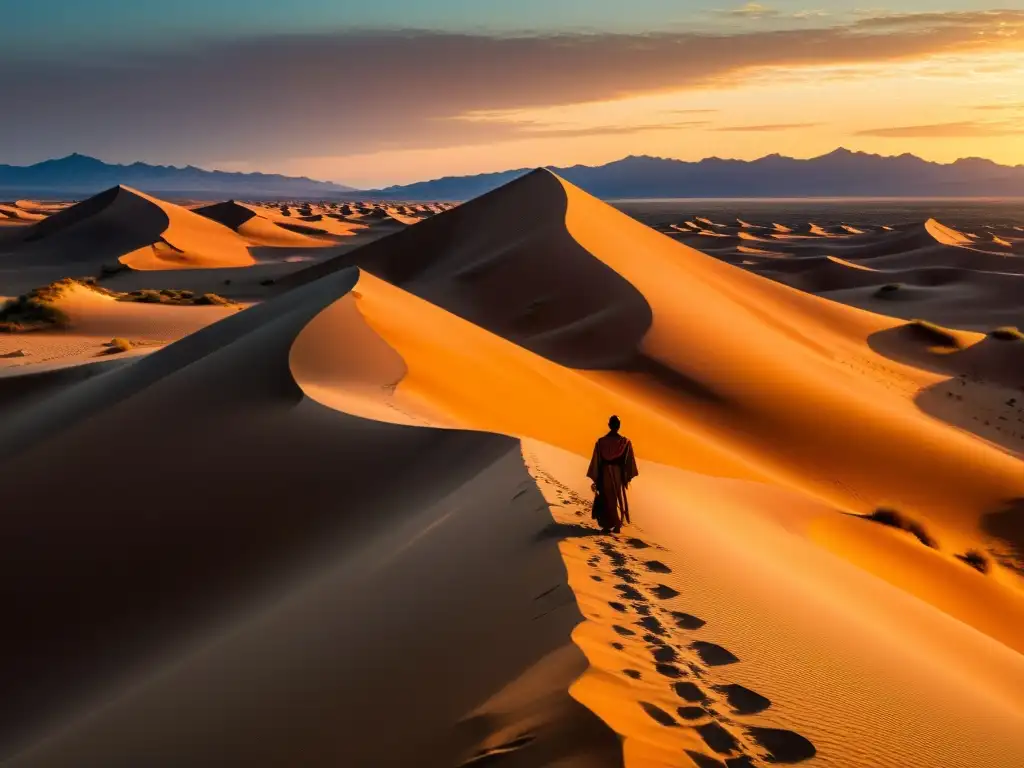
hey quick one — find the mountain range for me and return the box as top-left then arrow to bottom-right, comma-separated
0,154 -> 354,198
372,150 -> 1024,200
3,150 -> 1023,201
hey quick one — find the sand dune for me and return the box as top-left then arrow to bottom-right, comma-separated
0,186 -> 254,271
0,172 -> 1022,767
641,214 -> 1024,332
193,200 -> 334,247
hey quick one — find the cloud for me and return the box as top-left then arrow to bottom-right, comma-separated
714,122 -> 820,132
479,120 -> 712,139
723,3 -> 780,19
851,10 -> 1024,30
973,103 -> 1024,111
0,11 -> 1021,168
856,121 -> 1018,138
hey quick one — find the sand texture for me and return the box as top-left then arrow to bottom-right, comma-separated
0,172 -> 1021,767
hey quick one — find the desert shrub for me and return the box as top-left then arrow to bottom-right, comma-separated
905,521 -> 938,549
104,337 -> 134,354
0,283 -> 73,333
864,507 -> 938,549
192,293 -> 234,306
989,327 -> 1024,341
957,550 -> 990,574
116,289 -> 231,307
866,508 -> 904,528
906,319 -> 960,349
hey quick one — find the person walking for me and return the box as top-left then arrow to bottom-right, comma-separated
588,415 -> 638,534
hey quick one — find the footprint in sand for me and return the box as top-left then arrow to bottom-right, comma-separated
623,669 -> 642,680
642,633 -> 665,645
611,642 -> 625,651
591,575 -> 604,582
715,684 -> 771,715
613,625 -> 637,637
677,706 -> 708,721
643,560 -> 673,574
637,616 -> 668,636
608,602 -> 629,613
613,567 -> 639,583
633,603 -> 651,616
626,538 -> 651,550
652,646 -> 678,663
656,663 -> 686,679
640,702 -> 678,728
650,584 -> 680,600
697,722 -> 739,754
684,752 -> 724,768
671,611 -> 707,630
747,727 -> 816,763
615,584 -> 645,601
673,682 -> 708,703
691,642 -> 740,666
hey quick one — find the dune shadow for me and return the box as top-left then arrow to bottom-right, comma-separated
982,498 -> 1024,575
867,325 -> 1024,454
620,354 -> 729,405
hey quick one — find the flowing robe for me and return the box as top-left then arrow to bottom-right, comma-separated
587,434 -> 639,529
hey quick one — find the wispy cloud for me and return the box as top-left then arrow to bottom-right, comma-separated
973,102 -> 1024,112
723,3 -> 780,19
715,122 -> 820,132
856,121 -> 1018,138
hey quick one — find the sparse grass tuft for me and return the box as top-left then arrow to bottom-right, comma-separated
957,549 -> 990,574
117,289 -> 234,307
905,319 -> 960,349
989,326 -> 1024,341
864,507 -> 938,549
0,280 -> 75,332
192,293 -> 235,306
104,337 -> 135,354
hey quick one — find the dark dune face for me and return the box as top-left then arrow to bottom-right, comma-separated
280,170 -> 653,370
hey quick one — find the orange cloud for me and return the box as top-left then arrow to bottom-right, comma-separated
715,123 -> 821,132
856,121 -> 1018,138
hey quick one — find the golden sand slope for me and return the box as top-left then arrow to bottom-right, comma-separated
659,214 -> 1024,331
0,171 -> 1022,767
192,200 -> 336,247
0,186 -> 254,270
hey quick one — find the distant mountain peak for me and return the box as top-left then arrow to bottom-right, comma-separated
365,149 -> 1024,201
0,154 -> 354,197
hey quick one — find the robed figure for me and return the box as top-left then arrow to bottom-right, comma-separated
587,415 -> 639,533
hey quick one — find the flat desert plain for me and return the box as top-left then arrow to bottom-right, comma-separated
0,174 -> 1022,767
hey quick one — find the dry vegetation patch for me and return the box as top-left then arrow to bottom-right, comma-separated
989,326 -> 1024,342
863,507 -> 938,549
0,278 -> 237,333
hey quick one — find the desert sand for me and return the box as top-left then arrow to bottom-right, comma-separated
0,173 -> 1021,767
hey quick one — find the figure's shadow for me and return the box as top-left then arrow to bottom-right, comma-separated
534,521 -> 605,542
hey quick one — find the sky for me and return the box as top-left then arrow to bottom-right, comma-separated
1,1 -> 1022,187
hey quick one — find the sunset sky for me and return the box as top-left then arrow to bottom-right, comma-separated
2,2 -> 1022,187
